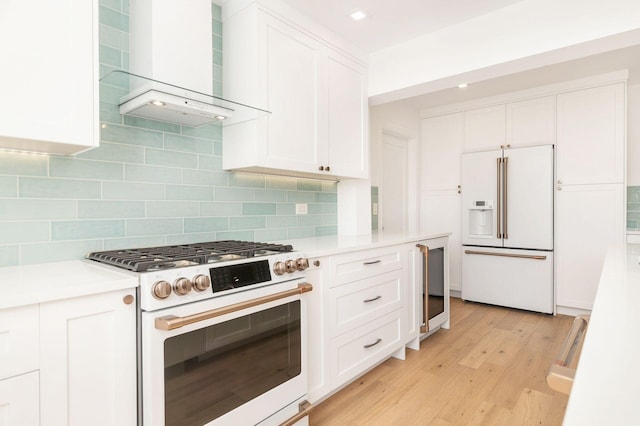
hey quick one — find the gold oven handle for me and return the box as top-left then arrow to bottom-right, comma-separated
155,282 -> 313,330
280,400 -> 314,426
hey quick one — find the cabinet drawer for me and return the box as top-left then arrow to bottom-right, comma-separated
332,311 -> 403,386
329,270 -> 402,337
331,246 -> 403,287
0,371 -> 39,426
0,305 -> 39,380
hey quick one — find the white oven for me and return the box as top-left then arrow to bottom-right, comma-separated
141,278 -> 312,426
86,241 -> 314,426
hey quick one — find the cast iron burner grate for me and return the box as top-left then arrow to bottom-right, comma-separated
86,240 -> 294,272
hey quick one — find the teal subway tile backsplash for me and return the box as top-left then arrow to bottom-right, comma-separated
0,1 -> 337,266
52,220 -> 125,241
0,222 -> 49,244
0,176 -> 17,197
627,186 -> 640,231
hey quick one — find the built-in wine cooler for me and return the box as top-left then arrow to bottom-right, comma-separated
415,237 -> 450,336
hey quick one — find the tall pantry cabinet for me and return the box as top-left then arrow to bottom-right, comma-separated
555,83 -> 625,311
419,75 -> 626,312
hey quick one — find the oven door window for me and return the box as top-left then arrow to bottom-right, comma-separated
163,300 -> 301,426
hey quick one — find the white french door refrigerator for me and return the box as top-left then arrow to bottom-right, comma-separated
461,144 -> 554,313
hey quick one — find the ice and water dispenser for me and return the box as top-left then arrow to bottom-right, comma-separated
468,200 -> 494,237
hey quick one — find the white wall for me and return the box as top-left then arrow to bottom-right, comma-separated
369,101 -> 421,232
628,83 -> 640,185
369,0 -> 640,99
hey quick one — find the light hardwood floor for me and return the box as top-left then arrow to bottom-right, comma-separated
310,297 -> 574,426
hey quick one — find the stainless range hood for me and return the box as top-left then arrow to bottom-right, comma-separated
108,0 -> 268,127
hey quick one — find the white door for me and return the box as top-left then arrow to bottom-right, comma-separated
503,145 -> 554,250
380,133 -> 409,232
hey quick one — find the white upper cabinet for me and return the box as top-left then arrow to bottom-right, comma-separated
223,2 -> 368,180
506,96 -> 556,147
0,0 -> 98,155
557,83 -> 625,185
463,105 -> 506,152
421,112 -> 463,190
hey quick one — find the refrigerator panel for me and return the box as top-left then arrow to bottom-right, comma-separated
461,247 -> 553,314
503,145 -> 554,250
461,149 -> 503,247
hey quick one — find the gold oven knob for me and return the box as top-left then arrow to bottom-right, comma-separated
152,280 -> 172,299
296,258 -> 309,271
285,259 -> 297,273
274,261 -> 287,275
173,277 -> 192,295
192,274 -> 211,292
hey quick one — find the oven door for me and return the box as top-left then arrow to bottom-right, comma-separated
141,280 -> 311,426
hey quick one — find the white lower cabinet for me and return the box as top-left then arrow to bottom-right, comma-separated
0,371 -> 40,426
40,289 -> 137,426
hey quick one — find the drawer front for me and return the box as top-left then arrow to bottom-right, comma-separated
329,270 -> 402,337
331,245 -> 403,287
0,371 -> 39,426
332,311 -> 403,386
0,305 -> 39,380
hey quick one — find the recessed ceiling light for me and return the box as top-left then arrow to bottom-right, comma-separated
349,9 -> 368,21
150,100 -> 165,106
458,83 -> 468,89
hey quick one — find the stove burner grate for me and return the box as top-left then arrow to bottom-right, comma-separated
87,240 -> 293,272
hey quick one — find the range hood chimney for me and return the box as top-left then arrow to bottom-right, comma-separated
120,0 -> 234,126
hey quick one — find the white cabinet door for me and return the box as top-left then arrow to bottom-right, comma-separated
0,372 -> 39,426
0,0 -> 98,155
326,52 -> 368,178
0,305 -> 38,381
506,96 -> 556,147
463,105 -> 506,152
40,289 -> 137,426
556,184 -> 624,310
557,83 -> 625,185
420,190 -> 461,292
421,113 -> 463,190
263,15 -> 322,174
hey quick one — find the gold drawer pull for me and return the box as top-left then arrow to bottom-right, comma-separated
280,400 -> 313,426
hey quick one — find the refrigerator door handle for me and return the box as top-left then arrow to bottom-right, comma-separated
503,156 -> 508,239
496,157 -> 502,239
464,249 -> 547,260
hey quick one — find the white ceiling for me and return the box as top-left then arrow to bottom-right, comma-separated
280,0 -> 528,53
277,0 -> 640,109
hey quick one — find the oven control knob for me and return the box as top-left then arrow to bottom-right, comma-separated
152,280 -> 172,299
273,261 -> 287,276
173,277 -> 192,295
296,258 -> 309,271
192,274 -> 211,292
285,259 -> 297,273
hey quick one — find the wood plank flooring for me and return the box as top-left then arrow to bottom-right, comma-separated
310,297 -> 574,426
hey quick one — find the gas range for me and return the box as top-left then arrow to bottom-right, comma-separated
86,240 -> 309,311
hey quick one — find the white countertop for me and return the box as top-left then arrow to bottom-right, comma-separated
0,260 -> 138,310
563,243 -> 640,425
282,231 -> 450,258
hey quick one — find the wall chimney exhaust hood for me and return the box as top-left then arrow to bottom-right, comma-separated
106,0 -> 269,127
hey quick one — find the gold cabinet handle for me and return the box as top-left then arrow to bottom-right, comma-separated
503,156 -> 508,239
123,294 -> 135,305
155,283 -> 313,330
416,243 -> 429,333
